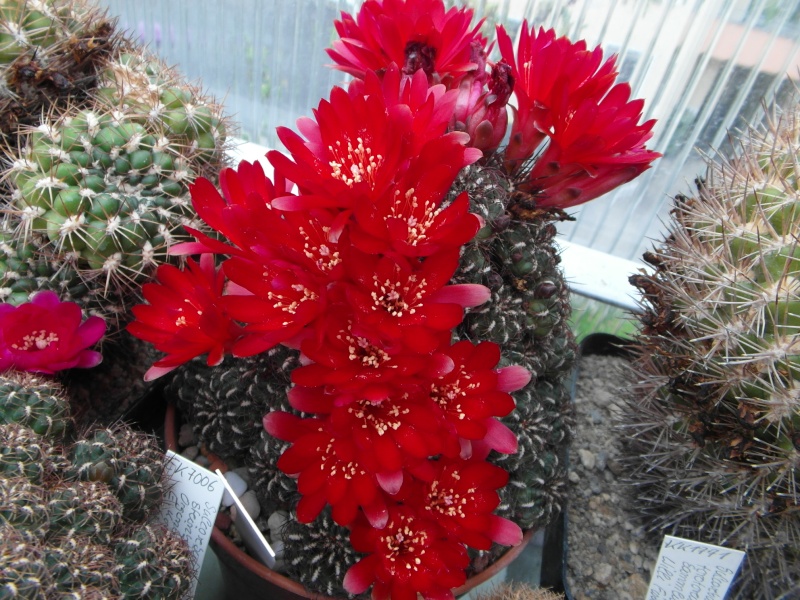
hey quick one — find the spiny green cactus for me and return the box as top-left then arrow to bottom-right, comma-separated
2,47 -> 227,326
46,480 -> 121,543
626,100 -> 800,599
113,524 -> 195,600
168,345 -> 300,462
0,0 -> 119,141
68,425 -> 166,521
0,476 -> 49,540
0,422 -> 54,483
0,522 -> 52,599
45,536 -> 118,594
0,371 -> 71,437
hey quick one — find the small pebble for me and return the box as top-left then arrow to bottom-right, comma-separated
629,541 -> 639,555
568,470 -> 580,483
195,455 -> 210,468
578,449 -> 596,470
233,467 -> 251,486
221,471 -> 248,507
590,409 -> 603,424
267,510 -> 290,533
181,445 -> 199,461
271,538 -> 285,557
239,490 -> 261,520
595,450 -> 608,471
592,563 -> 614,586
178,423 -> 195,447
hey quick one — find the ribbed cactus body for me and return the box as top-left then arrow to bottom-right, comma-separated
0,374 -> 192,599
449,162 -> 576,532
0,372 -> 71,437
68,426 -> 165,521
168,346 -> 300,461
280,509 -> 362,598
3,49 -> 227,325
113,524 -> 194,599
627,102 -> 800,599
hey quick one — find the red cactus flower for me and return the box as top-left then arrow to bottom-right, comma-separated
268,83 -> 411,210
345,250 -> 489,354
221,256 -> 327,357
127,255 -> 242,380
264,411 -> 390,528
496,22 -> 659,207
523,82 -> 660,209
344,506 -> 469,600
350,158 -> 481,257
415,457 -> 523,550
327,0 -> 488,86
290,306 -> 452,402
497,23 -> 618,169
430,340 -> 530,457
0,291 -> 105,374
173,160 -> 292,260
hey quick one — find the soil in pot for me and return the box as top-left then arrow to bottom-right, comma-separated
564,345 -> 661,600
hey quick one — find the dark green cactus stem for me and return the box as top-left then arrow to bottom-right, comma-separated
448,159 -> 576,532
0,423 -> 55,484
113,524 -> 194,600
0,477 -> 49,541
68,426 -> 166,521
280,509 -> 363,598
46,481 -> 121,543
0,523 -> 53,600
168,345 -> 300,461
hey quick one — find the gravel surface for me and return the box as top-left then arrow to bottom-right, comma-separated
564,352 -> 661,600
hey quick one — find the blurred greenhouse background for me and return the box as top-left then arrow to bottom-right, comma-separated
98,0 -> 800,269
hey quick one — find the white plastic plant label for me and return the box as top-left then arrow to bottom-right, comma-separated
215,468 -> 277,568
646,535 -> 745,600
158,451 -> 224,596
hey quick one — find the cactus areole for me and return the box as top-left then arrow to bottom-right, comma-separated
131,1 -> 660,598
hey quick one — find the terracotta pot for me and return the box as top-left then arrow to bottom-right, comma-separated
164,403 -> 536,600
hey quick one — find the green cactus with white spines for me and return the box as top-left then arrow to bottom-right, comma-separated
113,524 -> 195,600
0,371 -> 71,437
168,345 -> 301,462
68,425 -> 166,522
2,47 -> 227,327
0,375 -> 194,599
626,100 -> 800,599
0,0 -> 119,141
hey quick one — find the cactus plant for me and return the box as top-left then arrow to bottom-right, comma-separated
131,1 -> 659,598
0,0 -> 231,422
626,99 -> 800,599
2,48 -> 228,326
0,369 -> 194,599
0,0 -> 119,141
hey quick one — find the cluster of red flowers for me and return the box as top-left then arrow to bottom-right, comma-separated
129,1 -> 659,599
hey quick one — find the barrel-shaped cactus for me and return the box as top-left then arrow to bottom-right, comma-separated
626,100 -> 800,599
3,48 -> 227,326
